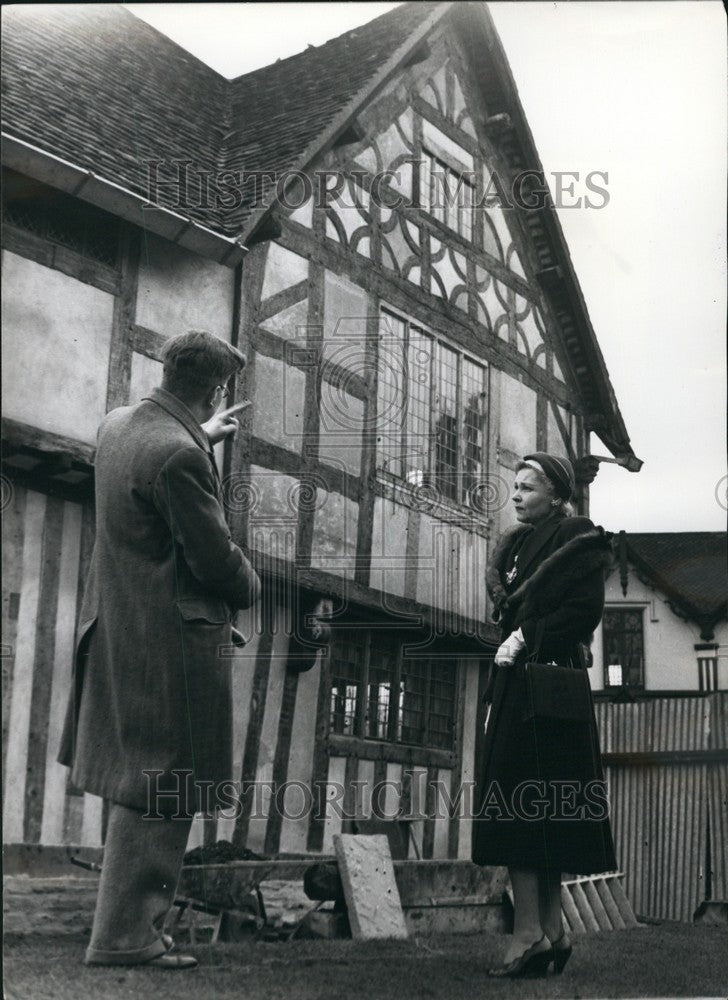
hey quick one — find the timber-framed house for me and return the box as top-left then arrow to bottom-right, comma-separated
2,2 -> 639,860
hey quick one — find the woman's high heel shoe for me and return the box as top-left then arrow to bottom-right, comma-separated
488,936 -> 552,978
550,931 -> 573,974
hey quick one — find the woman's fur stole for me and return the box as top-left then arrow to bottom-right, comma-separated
486,522 -> 615,624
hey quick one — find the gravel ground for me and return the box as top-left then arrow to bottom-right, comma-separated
4,923 -> 727,1000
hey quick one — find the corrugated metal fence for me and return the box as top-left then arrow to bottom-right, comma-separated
595,693 -> 728,922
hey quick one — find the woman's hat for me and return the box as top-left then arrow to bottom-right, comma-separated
523,452 -> 575,500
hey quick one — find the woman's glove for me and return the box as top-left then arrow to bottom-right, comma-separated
494,628 -> 526,666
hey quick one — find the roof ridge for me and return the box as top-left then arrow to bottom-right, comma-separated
227,1 -> 428,83
120,4 -> 230,84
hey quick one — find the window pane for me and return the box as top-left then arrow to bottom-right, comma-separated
329,636 -> 364,734
461,358 -> 486,504
366,633 -> 397,739
434,343 -> 459,501
398,659 -> 428,745
603,608 -> 644,687
458,179 -> 474,241
427,662 -> 456,750
376,311 -> 406,478
404,327 -> 432,483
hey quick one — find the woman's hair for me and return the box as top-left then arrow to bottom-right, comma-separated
161,331 -> 246,401
516,459 -> 575,517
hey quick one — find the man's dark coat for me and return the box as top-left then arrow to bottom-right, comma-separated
59,387 -> 260,813
473,512 -> 617,873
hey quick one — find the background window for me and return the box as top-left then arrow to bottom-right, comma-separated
3,168 -> 120,267
603,608 -> 645,688
376,309 -> 487,509
329,629 -> 457,751
421,151 -> 474,241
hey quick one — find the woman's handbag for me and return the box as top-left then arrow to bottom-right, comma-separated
522,621 -> 592,723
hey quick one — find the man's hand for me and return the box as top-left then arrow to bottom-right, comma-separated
494,628 -> 526,667
202,401 -> 251,445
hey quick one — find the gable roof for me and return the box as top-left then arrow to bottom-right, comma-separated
1,2 -> 444,239
616,532 -> 728,640
1,1 -> 638,461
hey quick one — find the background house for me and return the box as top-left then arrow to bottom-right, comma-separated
591,532 -> 728,695
3,1 -> 640,863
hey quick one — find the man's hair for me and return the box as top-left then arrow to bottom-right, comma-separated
160,331 -> 245,401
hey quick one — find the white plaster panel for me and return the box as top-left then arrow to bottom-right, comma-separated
248,465 -> 298,562
323,272 -> 368,372
252,352 -> 305,452
422,119 -> 473,173
499,375 -> 537,457
261,243 -> 309,302
310,490 -> 358,579
1,251 -> 113,445
128,351 -> 163,404
370,497 -> 409,597
318,386 -> 363,477
259,298 -> 309,343
136,233 -> 234,340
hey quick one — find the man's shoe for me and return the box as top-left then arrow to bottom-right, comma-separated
145,952 -> 198,970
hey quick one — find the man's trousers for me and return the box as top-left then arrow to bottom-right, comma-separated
84,801 -> 192,965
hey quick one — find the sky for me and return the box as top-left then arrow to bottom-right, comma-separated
125,1 -> 727,533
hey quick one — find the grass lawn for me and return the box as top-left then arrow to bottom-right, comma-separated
4,924 -> 726,1000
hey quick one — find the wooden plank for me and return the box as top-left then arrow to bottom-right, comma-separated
594,876 -> 626,930
278,651 -> 322,854
232,598 -> 275,851
129,324 -> 166,361
306,647 -> 334,852
2,225 -> 121,296
571,881 -> 601,933
371,758 -> 389,819
1,480 -> 27,791
2,417 -> 96,468
106,225 -> 141,411
582,878 -> 612,931
610,875 -> 640,927
3,490 -> 46,843
247,603 -> 290,854
41,500 -> 82,844
24,495 -> 65,843
263,642 -> 301,855
560,885 -> 586,936
334,833 -> 408,940
295,254 -> 325,569
352,291 -> 379,588
322,756 -> 347,855
421,765 -> 438,859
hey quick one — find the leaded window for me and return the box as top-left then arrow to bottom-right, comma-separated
376,308 -> 487,508
421,151 -> 474,241
329,629 -> 457,751
603,607 -> 645,688
2,168 -> 120,267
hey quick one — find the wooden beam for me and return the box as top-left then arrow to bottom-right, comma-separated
2,224 -> 121,296
106,225 -> 141,410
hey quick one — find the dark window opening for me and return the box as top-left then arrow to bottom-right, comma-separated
2,168 -> 120,267
329,628 -> 457,751
603,607 -> 645,688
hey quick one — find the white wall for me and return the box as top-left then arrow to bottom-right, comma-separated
1,251 -> 114,445
591,565 -> 728,691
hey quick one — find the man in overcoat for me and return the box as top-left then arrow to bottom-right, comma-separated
59,331 -> 260,968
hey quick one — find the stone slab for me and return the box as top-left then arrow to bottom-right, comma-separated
334,834 -> 407,940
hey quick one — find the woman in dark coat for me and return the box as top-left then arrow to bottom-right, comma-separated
473,453 -> 616,977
